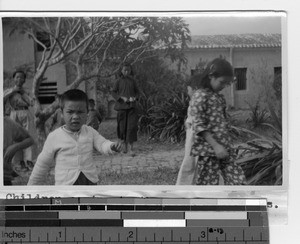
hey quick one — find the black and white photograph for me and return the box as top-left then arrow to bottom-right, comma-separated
1,13 -> 285,187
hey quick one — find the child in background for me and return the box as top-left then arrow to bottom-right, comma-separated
112,63 -> 139,156
87,99 -> 102,131
3,116 -> 34,185
176,75 -> 202,185
190,58 -> 246,185
28,89 -> 122,185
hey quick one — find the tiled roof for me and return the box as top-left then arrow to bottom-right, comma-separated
187,34 -> 281,49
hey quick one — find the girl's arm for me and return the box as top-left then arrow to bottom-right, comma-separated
3,87 -> 18,103
27,135 -> 55,185
200,131 -> 229,159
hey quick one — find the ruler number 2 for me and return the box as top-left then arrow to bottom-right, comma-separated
128,231 -> 134,239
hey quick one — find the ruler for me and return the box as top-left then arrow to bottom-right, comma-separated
0,198 -> 269,244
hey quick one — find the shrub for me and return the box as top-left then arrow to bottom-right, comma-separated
97,103 -> 107,121
235,103 -> 282,185
137,94 -> 155,134
148,90 -> 189,142
246,99 -> 270,128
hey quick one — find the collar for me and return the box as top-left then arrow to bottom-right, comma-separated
62,125 -> 82,136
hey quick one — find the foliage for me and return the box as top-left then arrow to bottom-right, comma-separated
134,56 -> 188,136
234,60 -> 283,185
97,103 -> 107,121
148,90 -> 189,142
4,16 -> 190,150
235,103 -> 282,185
250,59 -> 282,127
137,95 -> 155,134
246,98 -> 270,128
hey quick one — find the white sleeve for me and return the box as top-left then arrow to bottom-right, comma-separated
92,128 -> 114,155
27,133 -> 55,185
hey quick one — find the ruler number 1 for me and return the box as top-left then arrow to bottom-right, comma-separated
128,231 -> 134,239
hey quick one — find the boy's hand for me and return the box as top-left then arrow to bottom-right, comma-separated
111,141 -> 123,152
213,144 -> 229,159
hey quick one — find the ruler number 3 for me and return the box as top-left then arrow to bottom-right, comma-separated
201,231 -> 206,238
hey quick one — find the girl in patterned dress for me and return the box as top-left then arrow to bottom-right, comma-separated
190,58 -> 246,185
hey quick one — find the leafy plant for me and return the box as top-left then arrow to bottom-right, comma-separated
148,90 -> 189,142
137,94 -> 155,134
246,99 -> 270,128
235,102 -> 282,185
97,103 -> 108,121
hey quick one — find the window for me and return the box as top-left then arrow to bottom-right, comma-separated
38,82 -> 57,104
234,68 -> 247,91
36,32 -> 51,52
274,66 -> 282,78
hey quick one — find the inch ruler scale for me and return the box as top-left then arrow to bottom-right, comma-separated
0,198 -> 269,244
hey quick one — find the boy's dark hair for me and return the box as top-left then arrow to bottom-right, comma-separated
197,58 -> 234,90
13,70 -> 26,79
61,89 -> 88,110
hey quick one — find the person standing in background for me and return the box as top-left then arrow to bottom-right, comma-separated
4,70 -> 35,169
87,99 -> 102,131
112,63 -> 139,157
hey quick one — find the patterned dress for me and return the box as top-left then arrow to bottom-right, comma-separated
189,88 -> 246,185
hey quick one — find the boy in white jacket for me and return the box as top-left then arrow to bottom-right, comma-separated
28,89 -> 122,185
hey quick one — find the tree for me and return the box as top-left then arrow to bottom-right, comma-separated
4,16 -> 191,151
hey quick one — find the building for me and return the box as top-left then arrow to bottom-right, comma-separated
180,33 -> 282,109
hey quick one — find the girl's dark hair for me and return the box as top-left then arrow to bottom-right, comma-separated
13,70 -> 26,79
119,63 -> 134,77
195,58 -> 234,90
61,89 -> 88,110
187,73 -> 203,90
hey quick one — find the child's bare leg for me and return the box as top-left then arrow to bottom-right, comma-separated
128,143 -> 136,156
